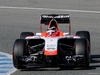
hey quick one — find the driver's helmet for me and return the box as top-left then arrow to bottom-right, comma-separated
47,26 -> 56,32
47,26 -> 57,36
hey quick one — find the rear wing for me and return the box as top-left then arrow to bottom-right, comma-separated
40,14 -> 70,25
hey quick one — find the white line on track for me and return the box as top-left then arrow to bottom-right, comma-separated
0,6 -> 100,14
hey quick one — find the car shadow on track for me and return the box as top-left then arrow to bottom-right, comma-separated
21,55 -> 100,71
21,68 -> 60,71
21,67 -> 95,71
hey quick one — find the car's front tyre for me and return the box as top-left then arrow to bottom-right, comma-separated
12,39 -> 27,69
75,39 -> 90,67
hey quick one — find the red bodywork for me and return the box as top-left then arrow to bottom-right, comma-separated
40,14 -> 71,56
40,19 -> 71,37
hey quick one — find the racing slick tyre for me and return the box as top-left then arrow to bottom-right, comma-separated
76,31 -> 90,44
20,32 -> 34,39
75,39 -> 90,67
75,31 -> 91,66
13,39 -> 27,69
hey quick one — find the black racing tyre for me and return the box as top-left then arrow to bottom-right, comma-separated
76,31 -> 91,64
75,39 -> 90,67
12,39 -> 27,69
76,31 -> 90,43
20,32 -> 34,39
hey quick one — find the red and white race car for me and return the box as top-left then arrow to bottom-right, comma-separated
12,14 -> 91,69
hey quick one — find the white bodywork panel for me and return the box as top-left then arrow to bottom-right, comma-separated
26,33 -> 80,52
43,38 -> 59,51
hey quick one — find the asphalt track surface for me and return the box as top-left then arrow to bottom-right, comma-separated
0,0 -> 100,75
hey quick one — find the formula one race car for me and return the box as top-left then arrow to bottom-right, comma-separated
12,14 -> 91,69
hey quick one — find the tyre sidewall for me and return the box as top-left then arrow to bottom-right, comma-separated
13,39 -> 27,69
